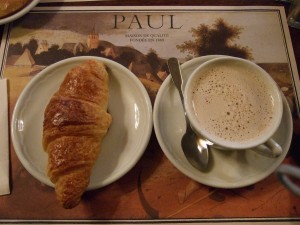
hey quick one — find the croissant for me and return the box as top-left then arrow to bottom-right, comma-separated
42,60 -> 112,209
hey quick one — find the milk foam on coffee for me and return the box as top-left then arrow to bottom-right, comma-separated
191,63 -> 275,144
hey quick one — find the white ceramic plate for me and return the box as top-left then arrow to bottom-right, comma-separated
0,0 -> 39,25
11,56 -> 153,190
153,55 -> 293,189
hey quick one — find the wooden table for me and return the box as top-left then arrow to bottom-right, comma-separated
0,0 -> 300,223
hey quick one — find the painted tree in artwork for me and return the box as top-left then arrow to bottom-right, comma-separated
177,18 -> 253,60
146,48 -> 160,74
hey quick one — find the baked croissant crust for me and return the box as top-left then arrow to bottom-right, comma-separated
0,0 -> 31,18
42,60 -> 112,209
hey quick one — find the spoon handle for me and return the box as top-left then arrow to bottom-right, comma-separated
167,58 -> 185,104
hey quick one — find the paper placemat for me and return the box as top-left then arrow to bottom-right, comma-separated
0,5 -> 299,223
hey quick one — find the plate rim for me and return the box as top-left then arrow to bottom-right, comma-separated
11,56 -> 153,190
0,0 -> 40,25
153,55 -> 293,189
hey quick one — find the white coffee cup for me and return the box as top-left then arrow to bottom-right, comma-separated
184,56 -> 283,157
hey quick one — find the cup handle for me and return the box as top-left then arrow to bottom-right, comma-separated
251,138 -> 282,158
277,164 -> 300,196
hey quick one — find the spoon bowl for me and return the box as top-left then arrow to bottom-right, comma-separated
181,124 -> 210,171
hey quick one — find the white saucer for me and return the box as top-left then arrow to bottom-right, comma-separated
153,55 -> 293,189
11,56 -> 153,190
0,0 -> 39,25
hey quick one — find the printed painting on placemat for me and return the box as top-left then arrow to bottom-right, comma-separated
1,7 -> 299,112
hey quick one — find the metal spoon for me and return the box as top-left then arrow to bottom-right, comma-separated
167,57 -> 210,171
